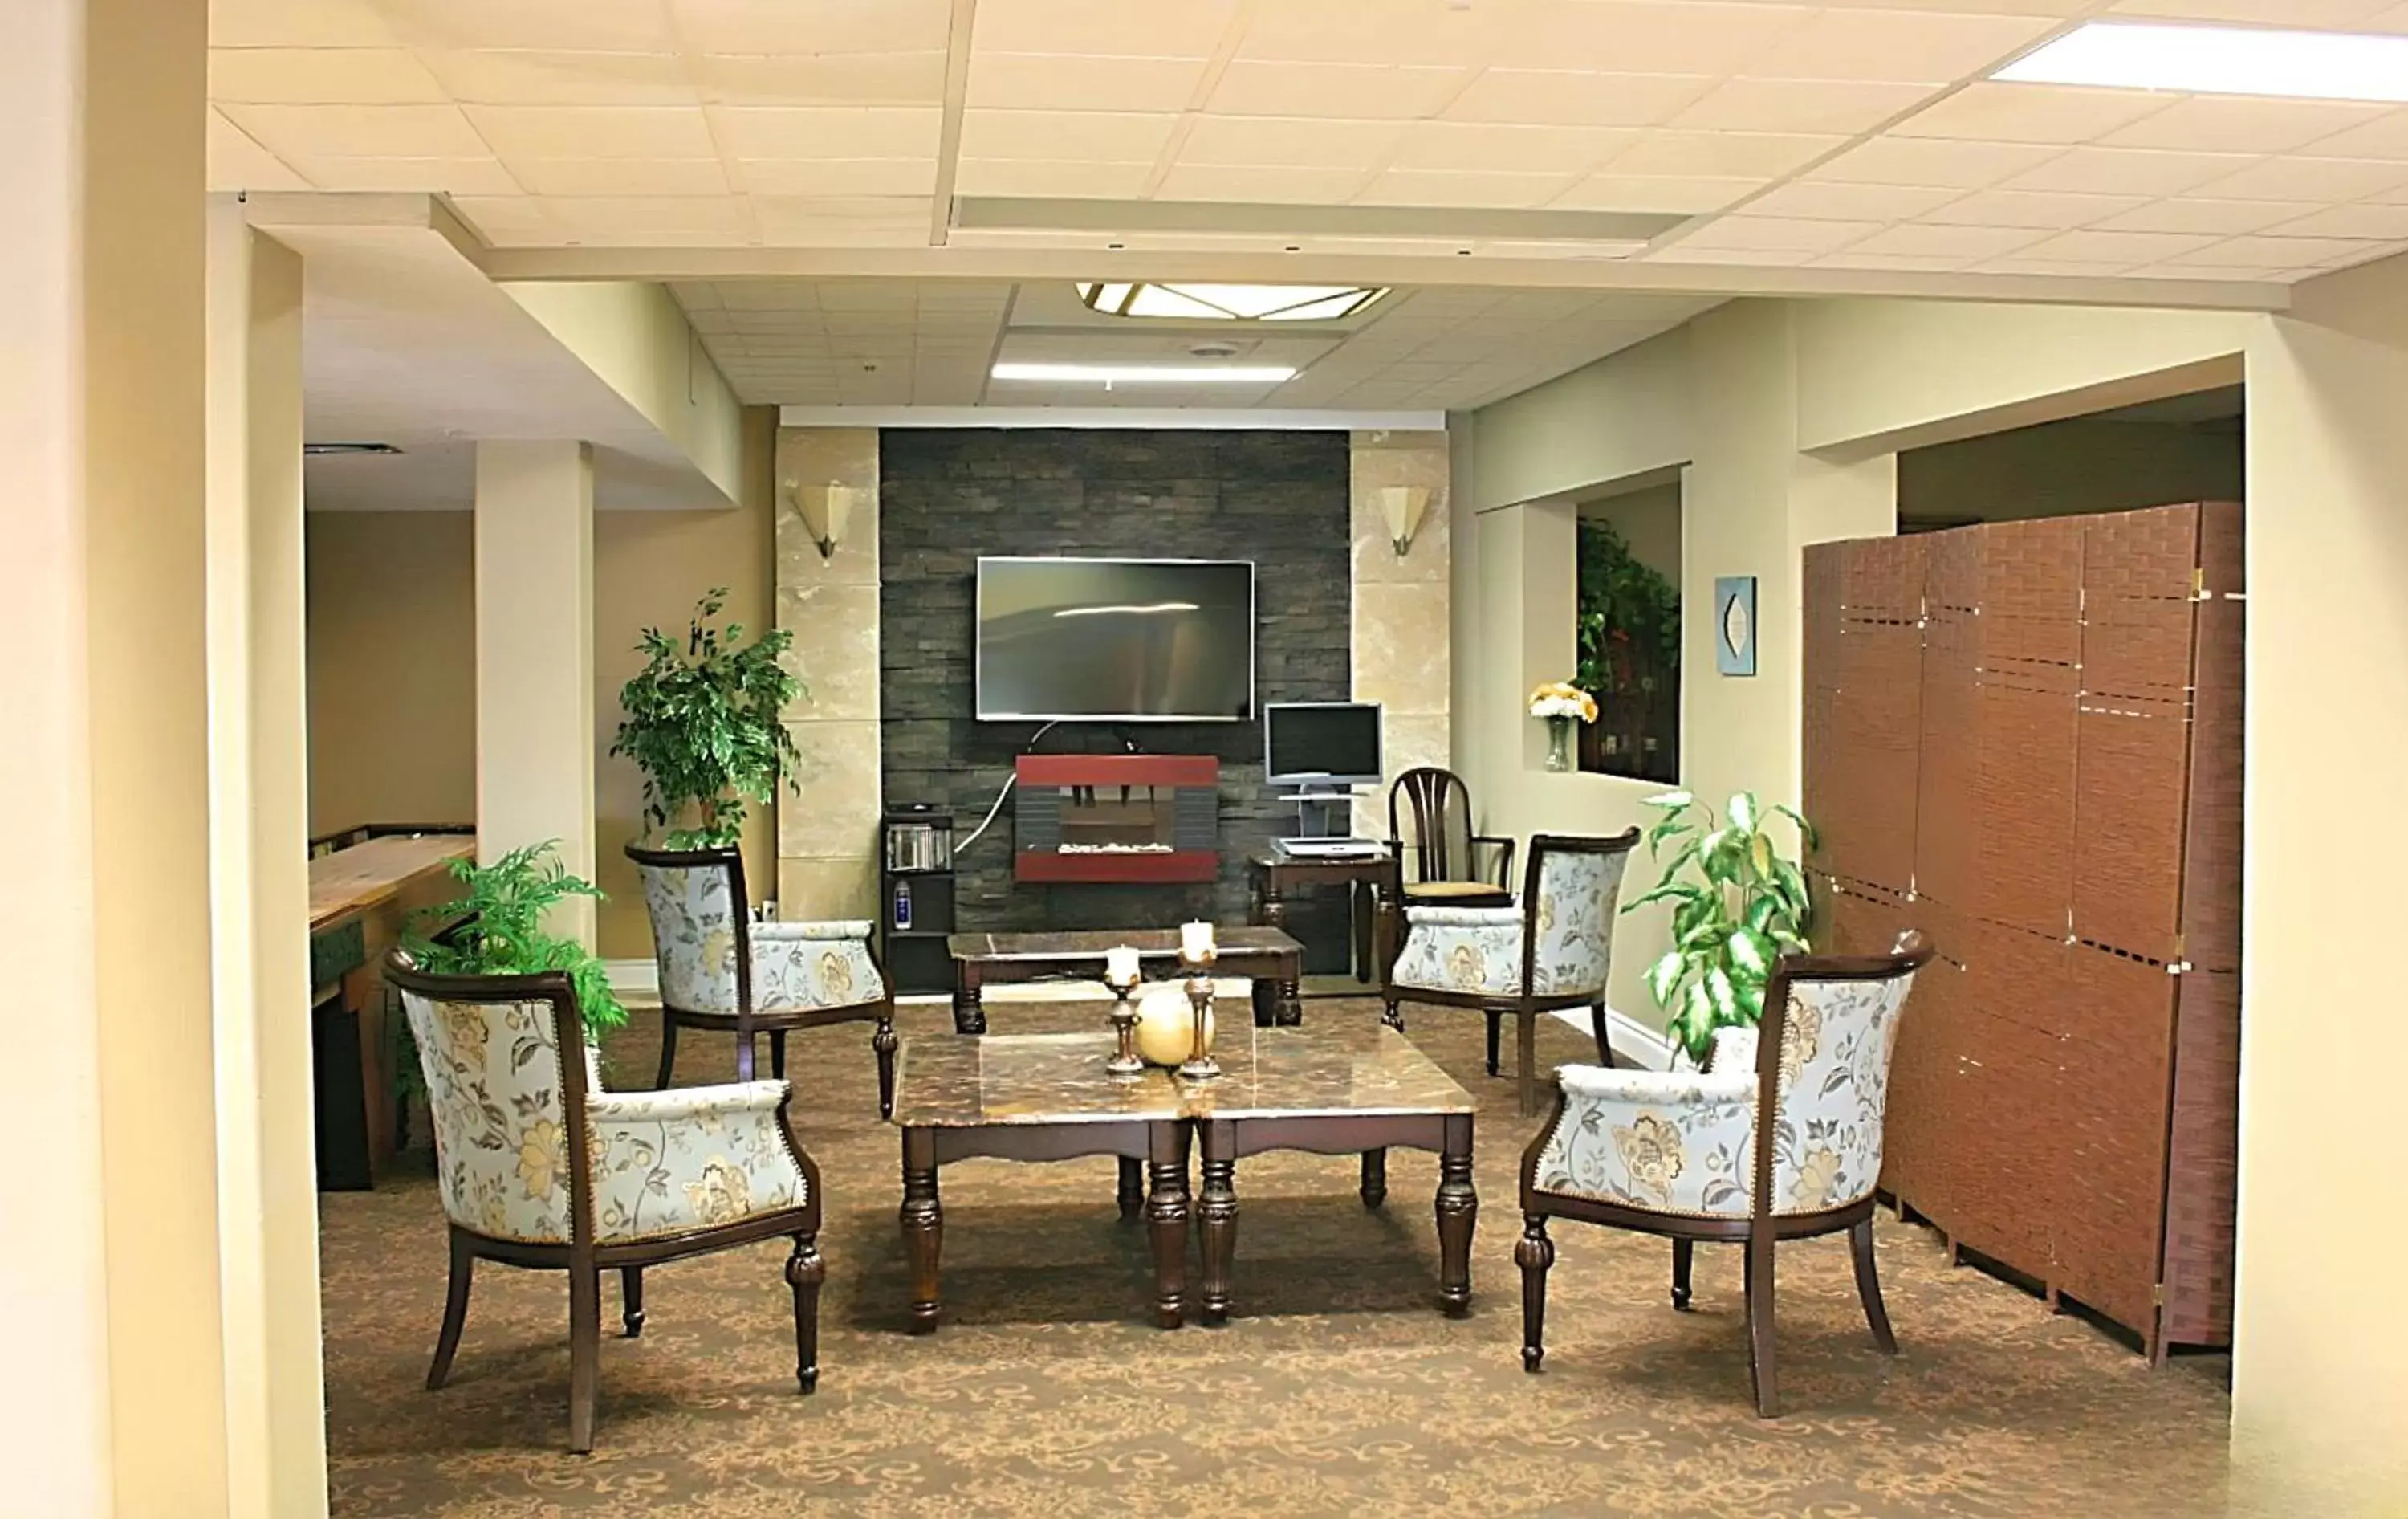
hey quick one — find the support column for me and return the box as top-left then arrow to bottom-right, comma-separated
476,441 -> 598,945
205,198 -> 327,1519
0,1 -> 238,1514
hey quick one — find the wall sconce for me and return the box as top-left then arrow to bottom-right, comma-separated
783,479 -> 860,560
1378,484 -> 1432,556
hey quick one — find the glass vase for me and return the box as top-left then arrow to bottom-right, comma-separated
1545,715 -> 1575,772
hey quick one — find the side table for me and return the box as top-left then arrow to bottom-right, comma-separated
1247,851 -> 1401,986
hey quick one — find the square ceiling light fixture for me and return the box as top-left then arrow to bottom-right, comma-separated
1077,283 -> 1389,321
1995,21 -> 2408,103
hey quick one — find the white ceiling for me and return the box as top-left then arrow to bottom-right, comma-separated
207,0 -> 2408,291
673,278 -> 1722,407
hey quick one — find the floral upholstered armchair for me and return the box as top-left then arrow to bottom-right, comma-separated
1515,932 -> 1934,1418
1382,829 -> 1640,1116
391,955 -> 825,1454
629,842 -> 897,1117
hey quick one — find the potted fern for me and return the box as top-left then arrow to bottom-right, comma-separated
1623,789 -> 1816,1065
612,588 -> 802,850
401,841 -> 627,1036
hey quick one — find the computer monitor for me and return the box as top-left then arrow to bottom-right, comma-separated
1264,702 -> 1383,788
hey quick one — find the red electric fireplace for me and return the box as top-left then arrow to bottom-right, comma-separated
1012,753 -> 1219,883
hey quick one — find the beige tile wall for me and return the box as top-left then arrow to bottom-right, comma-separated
774,426 -> 882,920
1350,429 -> 1452,837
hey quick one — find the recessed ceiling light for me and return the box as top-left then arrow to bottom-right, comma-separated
1995,21 -> 2408,103
303,441 -> 404,456
991,362 -> 1296,385
1076,282 -> 1387,321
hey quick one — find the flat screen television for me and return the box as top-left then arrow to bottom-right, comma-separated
1264,702 -> 1383,786
975,556 -> 1255,722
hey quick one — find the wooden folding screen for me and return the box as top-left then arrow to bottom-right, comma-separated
1802,502 -> 2243,1360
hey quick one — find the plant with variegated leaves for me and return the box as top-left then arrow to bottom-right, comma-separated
1622,789 -> 1816,1065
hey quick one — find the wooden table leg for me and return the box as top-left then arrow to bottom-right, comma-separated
1145,1122 -> 1191,1329
901,1128 -> 943,1333
1435,1114 -> 1476,1317
1278,947 -> 1303,1027
1117,1155 -> 1142,1220
1361,1148 -> 1388,1209
953,967 -> 986,1035
1352,882 -> 1373,983
1197,1120 -> 1237,1326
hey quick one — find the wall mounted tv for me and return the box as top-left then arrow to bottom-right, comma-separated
975,556 -> 1255,722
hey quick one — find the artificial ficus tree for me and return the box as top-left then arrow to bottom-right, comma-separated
612,588 -> 802,851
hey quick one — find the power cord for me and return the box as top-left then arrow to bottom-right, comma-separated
954,719 -> 1062,854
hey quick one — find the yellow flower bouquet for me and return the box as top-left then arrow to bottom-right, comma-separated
1527,681 -> 1598,723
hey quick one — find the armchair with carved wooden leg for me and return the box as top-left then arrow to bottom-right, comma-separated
1514,933 -> 1932,1417
392,956 -> 826,1453
630,843 -> 897,1115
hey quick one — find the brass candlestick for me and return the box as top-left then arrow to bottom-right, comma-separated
1104,976 -> 1143,1077
1178,947 -> 1221,1081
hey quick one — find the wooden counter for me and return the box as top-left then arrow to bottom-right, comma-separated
309,830 -> 474,1187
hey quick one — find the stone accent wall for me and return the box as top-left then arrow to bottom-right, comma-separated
1351,430 -> 1453,837
879,429 -> 1350,931
774,427 -> 881,920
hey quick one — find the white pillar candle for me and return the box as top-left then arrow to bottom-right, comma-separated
1105,945 -> 1141,986
1180,921 -> 1215,961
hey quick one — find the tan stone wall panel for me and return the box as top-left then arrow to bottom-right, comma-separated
1351,430 -> 1451,837
776,426 -> 881,917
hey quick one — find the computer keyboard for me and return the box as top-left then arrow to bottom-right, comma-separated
1274,837 -> 1386,858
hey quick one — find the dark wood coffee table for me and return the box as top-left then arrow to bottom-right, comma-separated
1185,1023 -> 1478,1326
946,926 -> 1304,1034
889,1032 -> 1194,1331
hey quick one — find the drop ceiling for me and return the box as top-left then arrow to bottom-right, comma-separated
206,0 -> 2408,293
672,278 -> 1722,407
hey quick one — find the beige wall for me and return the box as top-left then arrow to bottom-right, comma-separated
304,511 -> 478,835
1580,480 -> 1682,584
1900,416 -> 2243,525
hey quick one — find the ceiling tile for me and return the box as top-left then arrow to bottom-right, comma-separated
209,47 -> 450,104
1153,164 -> 1372,202
2195,156 -> 2408,201
420,50 -> 696,106
1646,245 -> 1821,267
1236,2 -> 1491,67
1604,129 -> 1842,180
1839,222 -> 2049,259
508,157 -> 730,195
2106,0 -> 2398,22
1356,169 -> 1580,209
1491,2 -> 1814,75
737,158 -> 941,196
1208,60 -> 1470,119
1743,8 -> 2059,84
666,0 -> 953,54
466,104 -> 718,158
970,0 -> 1241,58
1813,250 -> 1973,271
1443,70 -> 1714,128
2013,228 -> 2223,266
953,158 -> 1157,197
1890,83 -> 2174,145
217,103 -> 490,159
290,155 -> 523,194
539,195 -> 755,237
1549,173 -> 1765,212
966,54 -> 1211,112
1179,116 -> 1407,170
2290,112 -> 2408,162
1674,79 -> 1937,136
205,108 -> 310,191
379,0 -> 678,52
1920,187 -> 2148,230
210,0 -> 401,47
2102,98 -> 2394,155
2263,202 -> 2408,239
1670,215 -> 1877,253
446,195 -> 562,244
2094,198 -> 2320,235
694,52 -> 948,105
1387,121 -> 1635,175
962,108 -> 1178,161
2002,147 -> 2258,198
1739,180 -> 1964,222
2162,233 -> 2380,266
1806,136 -> 2059,187
710,105 -> 942,158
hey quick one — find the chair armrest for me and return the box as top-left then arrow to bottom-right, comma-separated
588,1079 -> 790,1126
752,918 -> 874,942
1557,1064 -> 1755,1104
1530,1066 -> 1759,1216
1474,835 -> 1517,889
753,931 -> 887,1010
1405,904 -> 1524,928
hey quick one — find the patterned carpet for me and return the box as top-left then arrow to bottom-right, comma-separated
322,994 -> 2233,1517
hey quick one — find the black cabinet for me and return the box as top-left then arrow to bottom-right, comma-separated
881,805 -> 956,996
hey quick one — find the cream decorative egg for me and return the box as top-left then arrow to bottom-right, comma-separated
1134,981 -> 1214,1066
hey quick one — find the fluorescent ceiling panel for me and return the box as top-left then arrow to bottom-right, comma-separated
1076,281 -> 1389,320
1995,22 -> 2408,104
991,362 -> 1296,383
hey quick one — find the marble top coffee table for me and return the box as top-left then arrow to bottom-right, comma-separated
887,1023 -> 1476,1334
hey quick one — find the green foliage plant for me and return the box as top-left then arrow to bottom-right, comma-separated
612,588 -> 801,850
1574,518 -> 1681,710
1623,789 -> 1816,1065
403,841 -> 627,1035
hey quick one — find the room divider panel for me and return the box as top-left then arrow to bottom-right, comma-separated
1802,502 -> 2243,1362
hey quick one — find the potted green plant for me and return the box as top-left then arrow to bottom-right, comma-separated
401,840 -> 627,1036
612,588 -> 802,850
1623,789 -> 1816,1065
